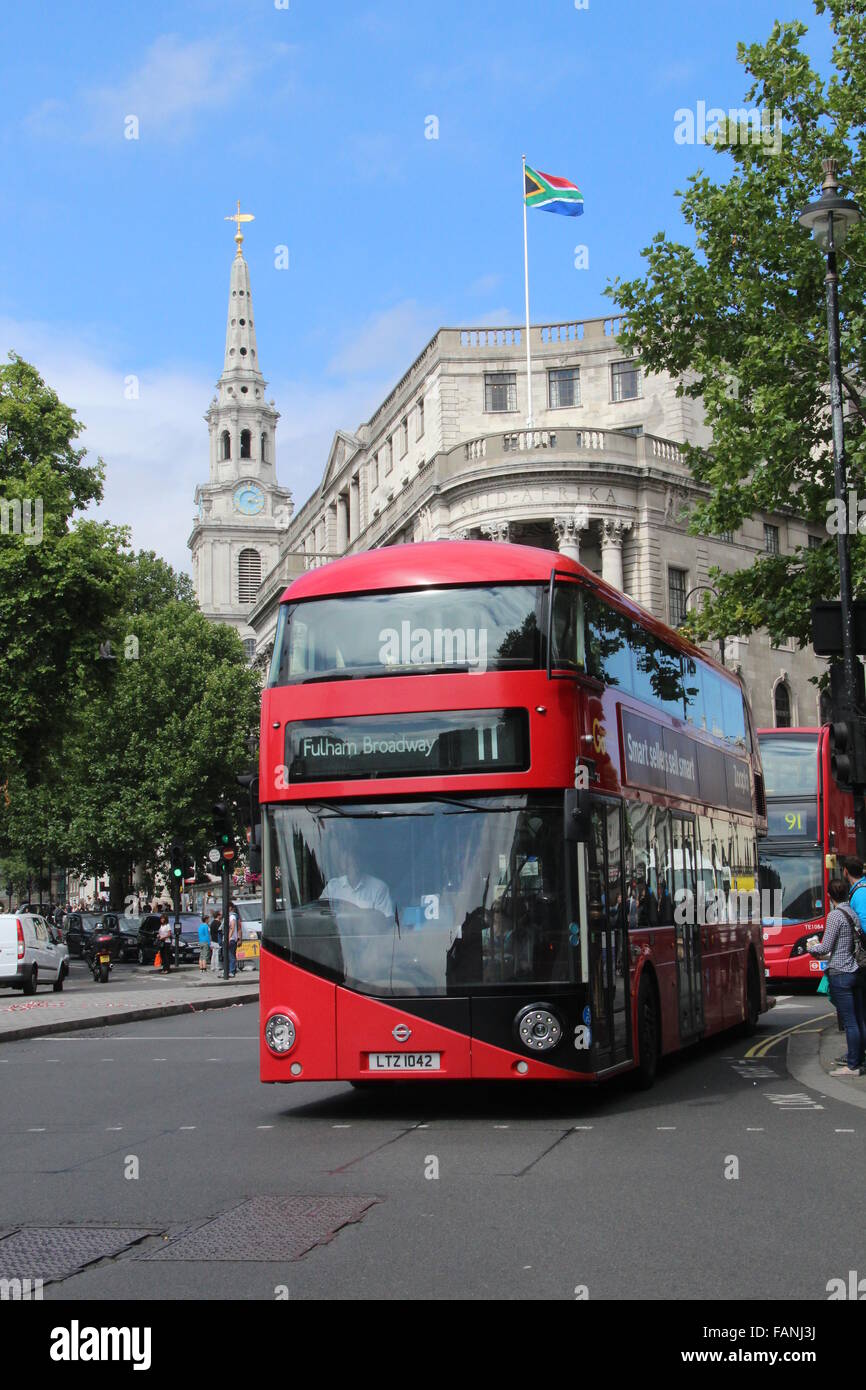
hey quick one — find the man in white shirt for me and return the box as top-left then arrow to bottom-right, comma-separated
321,841 -> 395,920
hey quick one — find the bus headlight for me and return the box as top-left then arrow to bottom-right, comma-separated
515,1005 -> 563,1052
264,1013 -> 297,1055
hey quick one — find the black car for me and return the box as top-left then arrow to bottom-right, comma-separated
65,913 -> 139,962
134,914 -> 199,966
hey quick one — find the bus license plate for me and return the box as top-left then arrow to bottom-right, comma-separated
366,1052 -> 441,1072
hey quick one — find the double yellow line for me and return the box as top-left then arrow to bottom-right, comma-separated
745,1011 -> 835,1059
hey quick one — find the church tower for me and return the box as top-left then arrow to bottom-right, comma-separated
189,204 -> 293,657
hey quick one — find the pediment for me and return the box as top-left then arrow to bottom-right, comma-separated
320,429 -> 362,491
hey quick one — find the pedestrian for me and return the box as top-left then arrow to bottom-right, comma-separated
227,900 -> 241,978
807,878 -> 866,1076
157,913 -> 172,973
210,912 -> 222,974
197,913 -> 211,972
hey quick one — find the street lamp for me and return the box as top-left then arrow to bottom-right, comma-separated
798,157 -> 864,849
684,584 -> 726,668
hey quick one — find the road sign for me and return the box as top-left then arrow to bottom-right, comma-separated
207,847 -> 221,865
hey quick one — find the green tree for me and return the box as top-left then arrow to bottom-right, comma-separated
607,0 -> 866,648
58,600 -> 260,907
0,355 -> 127,794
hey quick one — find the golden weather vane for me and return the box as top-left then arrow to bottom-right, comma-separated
225,199 -> 254,254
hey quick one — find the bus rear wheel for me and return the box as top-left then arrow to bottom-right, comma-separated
632,974 -> 659,1090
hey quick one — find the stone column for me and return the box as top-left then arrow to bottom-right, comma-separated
554,508 -> 589,563
349,475 -> 360,540
336,493 -> 349,553
480,520 -> 511,544
600,518 -> 630,591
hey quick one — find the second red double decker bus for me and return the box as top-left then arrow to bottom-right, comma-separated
757,726 -> 859,985
259,540 -> 767,1089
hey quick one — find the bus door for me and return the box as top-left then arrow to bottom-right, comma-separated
586,798 -> 631,1067
671,813 -> 704,1040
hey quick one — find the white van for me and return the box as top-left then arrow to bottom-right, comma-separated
0,914 -> 68,993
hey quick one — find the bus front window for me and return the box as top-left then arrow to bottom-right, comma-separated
758,850 -> 824,925
264,796 -> 575,995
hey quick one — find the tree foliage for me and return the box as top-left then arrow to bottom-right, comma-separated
607,0 -> 866,647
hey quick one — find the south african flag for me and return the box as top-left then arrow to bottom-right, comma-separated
524,164 -> 584,217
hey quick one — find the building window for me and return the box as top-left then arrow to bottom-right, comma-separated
240,429 -> 252,460
548,367 -> 580,409
764,523 -> 780,554
243,637 -> 256,662
238,548 -> 262,605
370,453 -> 379,489
611,359 -> 642,402
417,398 -> 425,437
774,680 -> 792,728
384,438 -> 393,475
807,534 -> 821,550
220,430 -> 231,460
484,372 -> 517,413
668,566 -> 688,628
261,433 -> 267,463
400,418 -> 408,457
718,529 -> 734,543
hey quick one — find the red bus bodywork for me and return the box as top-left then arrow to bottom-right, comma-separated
758,726 -> 859,984
260,541 -> 767,1086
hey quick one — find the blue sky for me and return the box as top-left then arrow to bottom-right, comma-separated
0,0 -> 832,572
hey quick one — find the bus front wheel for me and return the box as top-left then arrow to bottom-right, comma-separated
632,974 -> 659,1090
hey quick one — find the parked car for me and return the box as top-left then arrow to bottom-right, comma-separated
64,912 -> 137,960
134,914 -> 198,966
236,900 -> 262,940
0,913 -> 69,993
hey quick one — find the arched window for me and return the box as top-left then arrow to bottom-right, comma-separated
242,637 -> 256,662
240,429 -> 252,460
261,432 -> 267,463
220,430 -> 231,460
238,548 -> 262,605
774,680 -> 792,728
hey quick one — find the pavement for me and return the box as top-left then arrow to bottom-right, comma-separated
0,961 -> 259,1042
1,989 -> 865,1301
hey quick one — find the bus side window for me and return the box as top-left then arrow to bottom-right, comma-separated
585,594 -> 633,694
684,659 -> 705,731
721,679 -> 747,746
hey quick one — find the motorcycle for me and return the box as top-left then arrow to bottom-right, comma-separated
86,930 -> 113,983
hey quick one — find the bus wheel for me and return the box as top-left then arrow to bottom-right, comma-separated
632,974 -> 659,1090
740,955 -> 761,1036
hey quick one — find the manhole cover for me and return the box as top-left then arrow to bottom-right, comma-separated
141,1195 -> 378,1262
0,1227 -> 154,1282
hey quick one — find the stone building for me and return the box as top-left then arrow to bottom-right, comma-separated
188,219 -> 293,657
236,314 -> 824,729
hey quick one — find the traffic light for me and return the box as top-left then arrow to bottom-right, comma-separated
170,839 -> 184,883
828,663 -> 866,788
212,801 -> 236,864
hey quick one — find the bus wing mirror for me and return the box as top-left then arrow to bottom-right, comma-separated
564,788 -> 591,843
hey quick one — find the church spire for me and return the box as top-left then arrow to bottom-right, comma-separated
221,202 -> 263,385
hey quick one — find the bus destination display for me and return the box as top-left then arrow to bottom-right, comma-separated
286,709 -> 529,782
766,799 -> 819,840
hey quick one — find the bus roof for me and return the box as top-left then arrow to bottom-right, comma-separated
280,539 -> 736,680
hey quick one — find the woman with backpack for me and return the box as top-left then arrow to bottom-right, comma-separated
807,878 -> 866,1077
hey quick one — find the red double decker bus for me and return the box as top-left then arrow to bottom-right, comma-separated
757,726 -> 859,985
259,541 -> 767,1089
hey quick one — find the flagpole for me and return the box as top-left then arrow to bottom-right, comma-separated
522,154 -> 533,429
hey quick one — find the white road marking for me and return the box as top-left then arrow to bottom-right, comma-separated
179,1126 -> 196,1131
333,1123 -> 351,1129
256,1125 -> 274,1130
574,1125 -> 593,1130
746,1127 -> 764,1132
106,1126 -> 123,1131
836,1128 -> 855,1133
27,1127 -> 46,1132
657,1126 -> 676,1131
494,1124 -> 509,1129
766,1092 -> 824,1110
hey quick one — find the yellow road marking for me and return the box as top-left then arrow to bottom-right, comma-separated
746,1012 -> 835,1059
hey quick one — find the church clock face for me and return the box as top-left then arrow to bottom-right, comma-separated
234,483 -> 265,516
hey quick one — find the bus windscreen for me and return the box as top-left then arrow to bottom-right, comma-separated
758,733 -> 819,798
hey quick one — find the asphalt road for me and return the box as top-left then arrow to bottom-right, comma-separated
1,990 -> 864,1301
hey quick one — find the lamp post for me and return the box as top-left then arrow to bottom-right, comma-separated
684,584 -> 726,668
798,160 -> 862,710
798,157 -> 864,851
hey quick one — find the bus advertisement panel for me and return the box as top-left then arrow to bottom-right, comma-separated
259,541 -> 767,1089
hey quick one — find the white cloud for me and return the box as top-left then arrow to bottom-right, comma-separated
23,34 -> 280,144
0,313 -> 424,578
326,300 -> 440,378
